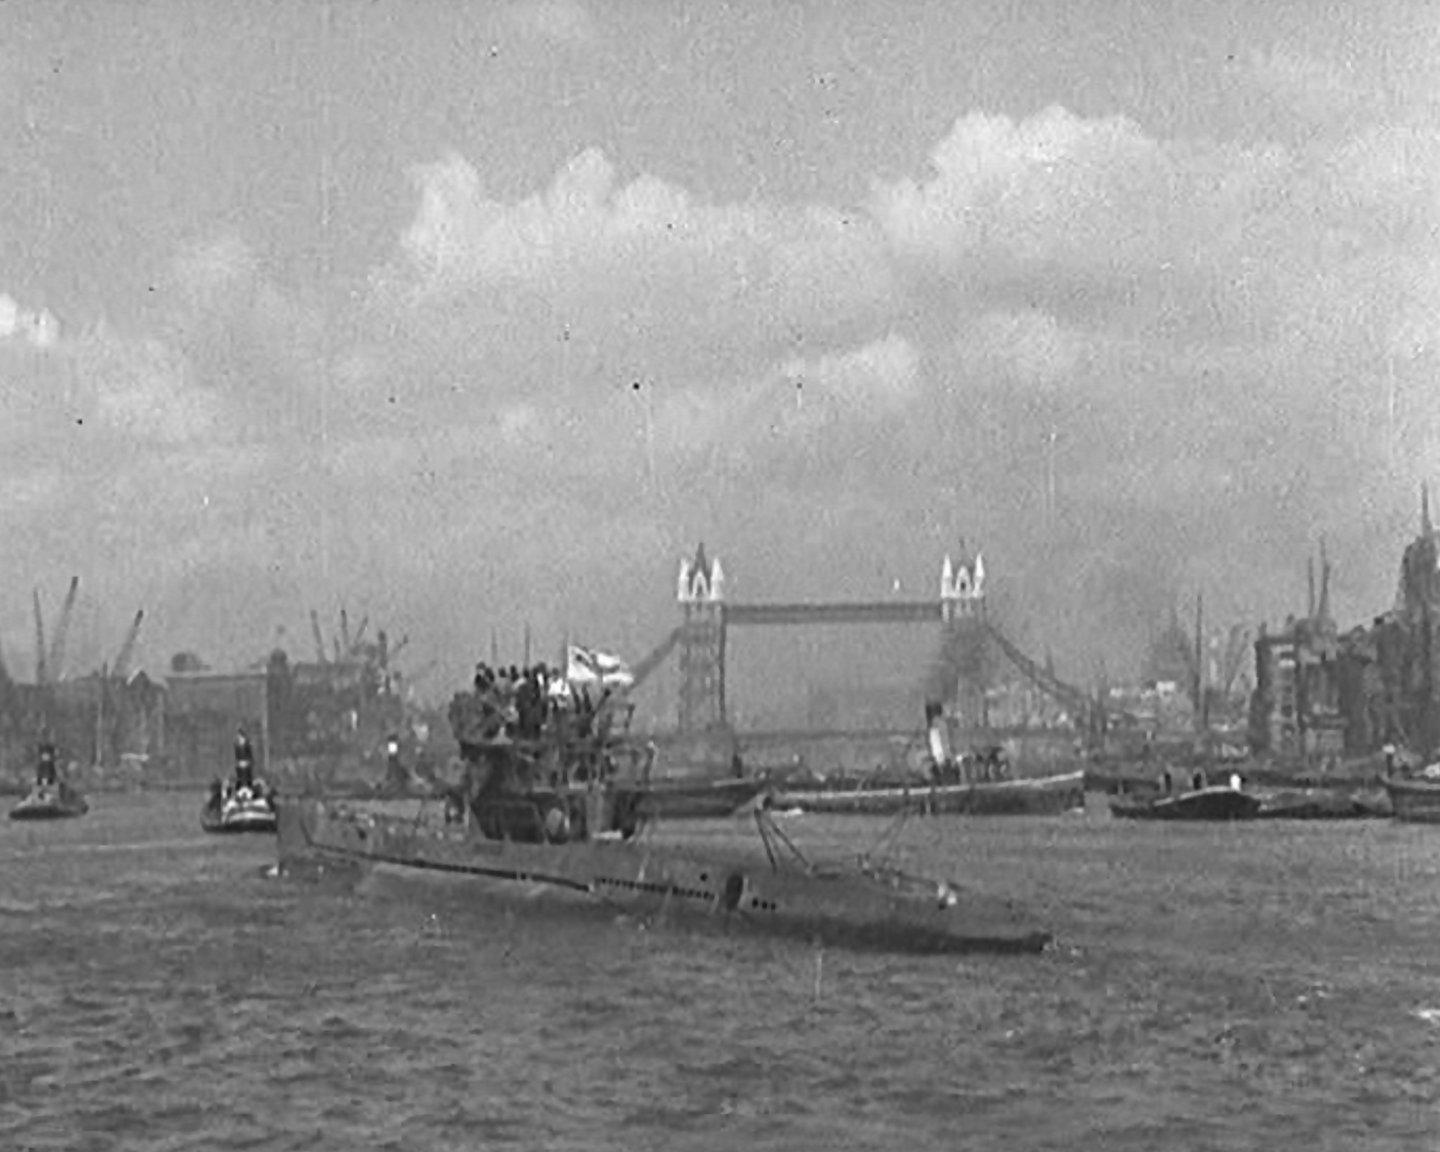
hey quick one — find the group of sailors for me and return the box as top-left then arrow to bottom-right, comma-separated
930,745 -> 1012,785
469,660 -> 621,744
24,735 -> 80,802
207,725 -> 260,808
1157,767 -> 1244,794
232,726 -> 256,789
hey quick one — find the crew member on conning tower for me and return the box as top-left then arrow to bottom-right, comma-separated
36,737 -> 58,788
234,725 -> 255,791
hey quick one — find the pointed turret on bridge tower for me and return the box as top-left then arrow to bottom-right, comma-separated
937,545 -> 990,729
678,543 -> 724,605
655,542 -> 1129,751
941,548 -> 986,622
677,543 -> 726,733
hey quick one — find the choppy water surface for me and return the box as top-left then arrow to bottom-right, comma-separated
1,792 -> 1438,1150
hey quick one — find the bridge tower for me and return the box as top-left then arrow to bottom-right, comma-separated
676,544 -> 725,734
940,549 -> 990,729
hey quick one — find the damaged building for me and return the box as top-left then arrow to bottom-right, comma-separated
1337,493 -> 1440,756
1248,550 -> 1346,760
1250,493 -> 1440,761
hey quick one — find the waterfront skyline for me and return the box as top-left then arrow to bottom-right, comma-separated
1,0 -> 1436,704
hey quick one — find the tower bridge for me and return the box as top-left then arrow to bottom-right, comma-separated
632,544 -> 1113,739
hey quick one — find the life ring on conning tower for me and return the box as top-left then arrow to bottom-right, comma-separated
541,800 -> 572,844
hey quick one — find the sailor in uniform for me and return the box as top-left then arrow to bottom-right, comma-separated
384,733 -> 407,792
36,739 -> 58,788
234,726 -> 256,792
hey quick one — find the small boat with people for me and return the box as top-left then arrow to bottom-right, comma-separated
1109,767 -> 1263,821
9,740 -> 88,821
201,725 -> 277,833
276,650 -> 1053,955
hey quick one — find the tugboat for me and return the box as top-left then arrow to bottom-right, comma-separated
201,725 -> 277,833
276,661 -> 1053,955
9,738 -> 89,821
771,705 -> 1085,817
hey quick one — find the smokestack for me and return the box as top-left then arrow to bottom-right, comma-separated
1307,558 -> 1316,619
1194,590 -> 1206,733
1318,537 -> 1331,624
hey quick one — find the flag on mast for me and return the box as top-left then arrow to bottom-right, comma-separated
566,644 -> 635,689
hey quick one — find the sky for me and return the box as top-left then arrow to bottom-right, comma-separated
0,0 -> 1437,719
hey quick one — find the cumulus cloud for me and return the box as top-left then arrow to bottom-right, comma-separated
950,310 -> 1088,391
168,234 -> 260,313
870,104 -> 1438,343
0,292 -> 61,349
870,108 -> 1335,356
0,311 -> 218,453
496,402 -> 547,446
9,90 -> 1440,690
1248,48 -> 1376,127
75,329 -> 220,446
869,106 -> 1175,278
626,335 -> 922,476
499,0 -> 600,48
392,148 -> 882,301
785,333 -> 919,404
150,235 -> 337,448
353,113 -> 1437,640
372,148 -> 897,389
855,105 -> 1438,653
0,295 -> 270,672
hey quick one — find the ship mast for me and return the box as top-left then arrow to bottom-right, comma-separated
317,0 -> 333,586
1194,589 -> 1207,744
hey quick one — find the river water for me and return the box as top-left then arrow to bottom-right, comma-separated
1,791 -> 1437,1150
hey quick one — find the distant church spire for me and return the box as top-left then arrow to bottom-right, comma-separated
1424,482 -> 1433,536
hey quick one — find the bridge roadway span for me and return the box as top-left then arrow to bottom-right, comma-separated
714,725 -> 1078,745
722,601 -> 946,626
657,594 -> 1127,728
